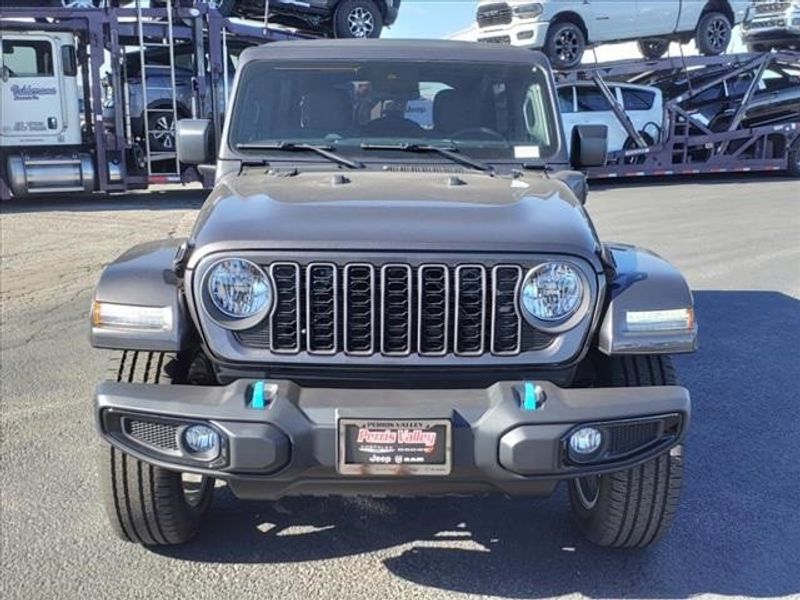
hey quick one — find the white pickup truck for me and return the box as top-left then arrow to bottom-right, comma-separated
476,0 -> 750,68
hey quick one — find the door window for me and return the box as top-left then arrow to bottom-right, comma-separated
557,86 -> 575,113
575,86 -> 612,112
621,88 -> 656,110
2,40 -> 54,78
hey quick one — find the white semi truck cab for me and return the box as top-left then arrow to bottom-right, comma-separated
0,31 -> 99,196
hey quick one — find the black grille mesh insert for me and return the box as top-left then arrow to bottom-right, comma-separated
271,263 -> 300,352
306,264 -> 337,353
609,421 -> 661,455
418,266 -> 449,356
126,419 -> 179,451
477,2 -> 513,27
381,265 -> 412,355
492,266 -> 522,354
455,266 -> 486,355
345,265 -> 375,355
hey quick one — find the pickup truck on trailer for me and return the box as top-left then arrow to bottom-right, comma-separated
476,0 -> 750,68
90,39 -> 697,548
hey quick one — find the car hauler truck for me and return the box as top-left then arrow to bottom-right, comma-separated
0,1 -> 306,200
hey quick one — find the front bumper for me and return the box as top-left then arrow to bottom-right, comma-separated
742,11 -> 800,42
95,379 -> 690,500
476,21 -> 550,49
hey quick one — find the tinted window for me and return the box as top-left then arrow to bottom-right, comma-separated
575,87 -> 612,112
229,60 -> 560,162
2,40 -> 54,77
622,88 -> 655,110
557,86 -> 574,113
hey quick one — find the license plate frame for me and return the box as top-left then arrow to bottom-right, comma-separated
337,418 -> 452,476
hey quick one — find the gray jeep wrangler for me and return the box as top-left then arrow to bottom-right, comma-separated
90,40 -> 697,548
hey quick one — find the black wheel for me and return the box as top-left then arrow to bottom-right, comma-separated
146,105 -> 188,153
788,138 -> 800,177
569,355 -> 684,548
545,21 -> 586,70
622,132 -> 655,165
334,0 -> 383,39
696,11 -> 732,56
98,351 -> 214,545
638,39 -> 669,60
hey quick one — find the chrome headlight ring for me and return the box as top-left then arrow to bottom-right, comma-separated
519,261 -> 591,334
200,258 -> 273,331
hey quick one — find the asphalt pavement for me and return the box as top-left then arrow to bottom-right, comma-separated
1,176 -> 799,600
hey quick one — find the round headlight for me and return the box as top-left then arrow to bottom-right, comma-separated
520,262 -> 586,327
206,258 -> 272,319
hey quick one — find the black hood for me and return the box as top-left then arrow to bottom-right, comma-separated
187,170 -> 602,270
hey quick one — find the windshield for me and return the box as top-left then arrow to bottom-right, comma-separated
228,59 -> 560,164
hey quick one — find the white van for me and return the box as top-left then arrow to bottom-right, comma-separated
557,82 -> 664,154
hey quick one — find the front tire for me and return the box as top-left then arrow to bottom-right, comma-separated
569,355 -> 684,548
98,351 -> 214,545
696,11 -> 732,56
334,0 -> 384,39
545,21 -> 586,70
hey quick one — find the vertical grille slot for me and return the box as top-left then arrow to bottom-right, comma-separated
418,265 -> 449,356
306,263 -> 337,354
344,264 -> 375,355
381,264 -> 412,356
455,265 -> 487,356
491,265 -> 523,355
270,262 -> 301,353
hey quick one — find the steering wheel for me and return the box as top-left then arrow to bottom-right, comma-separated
447,127 -> 508,144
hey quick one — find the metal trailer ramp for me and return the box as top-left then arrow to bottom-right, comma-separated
556,52 -> 800,179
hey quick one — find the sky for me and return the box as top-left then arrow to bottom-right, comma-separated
384,0 -> 477,40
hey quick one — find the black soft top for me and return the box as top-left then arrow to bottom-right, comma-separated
238,38 -> 550,67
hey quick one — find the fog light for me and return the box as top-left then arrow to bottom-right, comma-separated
183,424 -> 220,460
569,427 -> 603,456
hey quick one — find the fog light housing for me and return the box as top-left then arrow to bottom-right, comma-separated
183,424 -> 220,460
568,427 -> 604,460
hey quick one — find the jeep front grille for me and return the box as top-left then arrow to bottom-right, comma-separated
477,2 -> 513,28
236,261 -> 554,358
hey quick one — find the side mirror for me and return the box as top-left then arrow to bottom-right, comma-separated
176,118 -> 215,165
570,124 -> 607,169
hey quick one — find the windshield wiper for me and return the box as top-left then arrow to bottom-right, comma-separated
236,141 -> 364,170
360,143 -> 493,172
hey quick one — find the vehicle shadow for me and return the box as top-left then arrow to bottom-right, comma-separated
0,188 -> 205,214
156,290 -> 800,598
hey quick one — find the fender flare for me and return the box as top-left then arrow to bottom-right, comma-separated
90,239 -> 194,352
598,243 -> 697,355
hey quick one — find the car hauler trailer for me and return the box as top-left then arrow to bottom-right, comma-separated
556,52 -> 800,179
0,1 -> 306,199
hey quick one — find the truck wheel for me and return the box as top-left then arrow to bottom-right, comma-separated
569,355 -> 684,548
696,12 -> 732,56
334,0 -> 384,39
98,351 -> 214,545
545,21 -> 586,70
788,139 -> 800,177
638,39 -> 669,60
